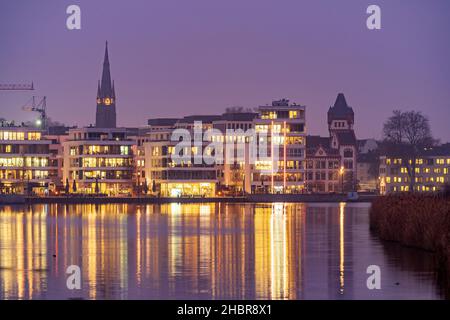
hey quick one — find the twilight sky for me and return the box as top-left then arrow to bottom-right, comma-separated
0,0 -> 449,140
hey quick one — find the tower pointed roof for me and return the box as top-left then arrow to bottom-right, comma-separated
334,93 -> 348,109
327,93 -> 354,124
100,41 -> 113,97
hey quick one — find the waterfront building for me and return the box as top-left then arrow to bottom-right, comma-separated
143,116 -> 218,197
305,136 -> 342,193
251,99 -> 306,194
0,125 -> 52,194
305,93 -> 358,193
213,111 -> 257,194
379,143 -> 450,194
62,127 -> 134,195
130,118 -> 178,194
144,101 -> 306,197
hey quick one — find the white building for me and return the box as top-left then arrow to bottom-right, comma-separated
62,127 -> 134,195
252,99 -> 306,194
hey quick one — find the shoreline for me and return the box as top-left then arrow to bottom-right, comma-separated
0,194 -> 377,205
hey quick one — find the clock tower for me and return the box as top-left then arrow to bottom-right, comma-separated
95,41 -> 117,128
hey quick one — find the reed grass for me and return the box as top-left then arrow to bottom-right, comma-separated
370,193 -> 450,295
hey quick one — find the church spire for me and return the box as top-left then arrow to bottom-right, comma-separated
96,41 -> 117,128
100,41 -> 113,96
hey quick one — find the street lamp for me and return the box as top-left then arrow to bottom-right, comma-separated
340,166 -> 345,193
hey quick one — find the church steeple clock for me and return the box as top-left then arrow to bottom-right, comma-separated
95,41 -> 117,128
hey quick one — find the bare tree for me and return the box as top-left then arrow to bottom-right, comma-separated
382,110 -> 435,191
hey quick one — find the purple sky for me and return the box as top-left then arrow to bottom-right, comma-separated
0,0 -> 449,140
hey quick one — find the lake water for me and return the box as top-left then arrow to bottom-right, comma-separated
0,202 -> 444,300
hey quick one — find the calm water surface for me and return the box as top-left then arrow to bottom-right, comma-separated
0,202 -> 444,299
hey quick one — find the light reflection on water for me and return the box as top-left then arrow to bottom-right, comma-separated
0,202 -> 444,300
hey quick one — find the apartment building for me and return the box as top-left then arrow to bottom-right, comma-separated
62,127 -> 134,195
213,112 -> 257,194
0,124 -> 52,195
144,116 -> 218,197
379,144 -> 450,194
252,99 -> 306,194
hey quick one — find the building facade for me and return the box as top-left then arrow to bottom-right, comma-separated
0,125 -> 52,194
62,128 -> 134,195
213,112 -> 257,194
379,144 -> 450,194
143,101 -> 307,197
305,93 -> 358,193
144,117 -> 218,197
251,99 -> 306,194
305,139 -> 342,193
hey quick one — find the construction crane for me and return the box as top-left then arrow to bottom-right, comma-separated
0,83 -> 34,91
22,96 -> 47,129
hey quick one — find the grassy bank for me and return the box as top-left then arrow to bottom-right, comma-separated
370,193 -> 450,295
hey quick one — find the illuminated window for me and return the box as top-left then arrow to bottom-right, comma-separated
27,132 -> 41,140
152,147 -> 161,156
120,146 -> 129,155
255,161 -> 272,171
255,125 -> 269,133
289,110 -> 299,119
272,124 -> 281,133
261,111 -> 277,119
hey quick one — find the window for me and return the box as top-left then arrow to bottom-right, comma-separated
289,110 -> 298,119
261,111 -> 277,119
344,160 -> 353,169
343,149 -> 353,158
27,132 -> 41,140
120,146 -> 129,155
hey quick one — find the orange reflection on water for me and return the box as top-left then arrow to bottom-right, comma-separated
339,202 -> 345,294
0,206 -> 47,300
0,202 -> 439,300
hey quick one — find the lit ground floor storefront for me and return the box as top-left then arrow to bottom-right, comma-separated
69,180 -> 133,196
0,180 -> 51,195
252,183 -> 306,194
159,181 -> 216,197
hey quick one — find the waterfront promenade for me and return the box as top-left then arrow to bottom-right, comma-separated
0,193 -> 376,205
